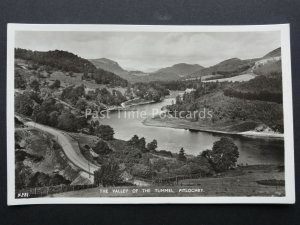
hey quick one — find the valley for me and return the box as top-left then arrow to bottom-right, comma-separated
14,46 -> 285,197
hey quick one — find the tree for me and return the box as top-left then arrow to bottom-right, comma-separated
147,139 -> 158,151
208,137 -> 239,172
94,160 -> 122,187
15,94 -> 34,116
95,125 -> 114,140
56,110 -> 77,131
177,147 -> 186,161
93,140 -> 112,155
35,111 -> 50,125
128,135 -> 139,146
138,137 -> 146,151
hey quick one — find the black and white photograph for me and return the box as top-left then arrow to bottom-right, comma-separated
7,24 -> 295,204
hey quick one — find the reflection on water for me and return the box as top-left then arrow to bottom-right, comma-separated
101,97 -> 284,165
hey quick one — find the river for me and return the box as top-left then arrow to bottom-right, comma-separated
101,96 -> 284,165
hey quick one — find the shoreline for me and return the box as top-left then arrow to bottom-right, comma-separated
121,98 -> 157,109
143,116 -> 284,139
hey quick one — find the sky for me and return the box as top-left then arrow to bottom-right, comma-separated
15,31 -> 280,71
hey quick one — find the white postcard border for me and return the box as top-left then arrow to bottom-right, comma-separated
7,24 -> 295,205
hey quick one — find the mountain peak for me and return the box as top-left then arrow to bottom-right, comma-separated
91,58 -> 119,66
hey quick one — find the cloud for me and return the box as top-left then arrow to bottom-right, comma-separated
15,30 -> 280,71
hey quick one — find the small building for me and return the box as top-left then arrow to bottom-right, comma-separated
184,88 -> 196,93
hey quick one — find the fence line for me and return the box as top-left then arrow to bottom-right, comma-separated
137,172 -> 209,185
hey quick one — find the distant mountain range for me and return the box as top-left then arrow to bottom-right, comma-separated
151,63 -> 204,79
88,58 -> 149,82
185,47 -> 281,80
89,47 -> 280,82
16,47 -> 281,84
89,58 -> 204,82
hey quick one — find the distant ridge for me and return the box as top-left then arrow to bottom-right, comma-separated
89,58 -> 127,75
15,48 -> 96,73
186,47 -> 282,80
89,58 -> 204,82
263,47 -> 281,58
187,57 -> 252,79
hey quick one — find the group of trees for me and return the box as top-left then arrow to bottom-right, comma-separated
176,137 -> 239,173
15,162 -> 71,190
89,120 -> 114,140
93,139 -> 112,155
85,87 -> 127,106
128,135 -> 157,152
15,91 -> 87,132
93,136 -> 239,187
96,88 -> 126,106
61,85 -> 127,110
33,97 -> 87,131
159,80 -> 200,91
61,84 -> 85,105
223,75 -> 283,103
132,82 -> 170,102
94,160 -> 122,187
224,89 -> 282,103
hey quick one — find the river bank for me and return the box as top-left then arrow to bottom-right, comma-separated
143,116 -> 284,139
121,98 -> 156,108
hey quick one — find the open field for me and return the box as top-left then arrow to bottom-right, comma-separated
203,73 -> 257,83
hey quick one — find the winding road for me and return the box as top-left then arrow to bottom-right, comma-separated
25,121 -> 99,182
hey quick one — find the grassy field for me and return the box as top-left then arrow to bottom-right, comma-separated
203,73 -> 257,83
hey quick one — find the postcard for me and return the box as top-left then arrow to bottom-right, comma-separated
7,24 -> 295,204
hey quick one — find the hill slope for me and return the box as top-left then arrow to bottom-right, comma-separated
89,58 -> 127,75
15,48 -> 96,73
137,63 -> 204,82
153,63 -> 204,78
263,47 -> 281,58
187,58 -> 254,80
186,47 -> 281,81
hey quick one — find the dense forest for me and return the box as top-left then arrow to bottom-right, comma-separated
89,68 -> 128,87
158,79 -> 203,91
223,75 -> 282,103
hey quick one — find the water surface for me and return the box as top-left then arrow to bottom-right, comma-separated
101,97 -> 284,165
